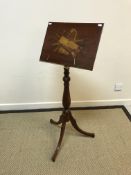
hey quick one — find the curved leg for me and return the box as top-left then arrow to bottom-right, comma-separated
69,113 -> 95,138
50,114 -> 63,125
51,121 -> 66,162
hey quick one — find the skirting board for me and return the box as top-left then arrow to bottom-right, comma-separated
0,99 -> 131,111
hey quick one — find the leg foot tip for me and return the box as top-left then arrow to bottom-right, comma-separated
50,119 -> 53,124
92,133 -> 95,138
52,158 -> 55,162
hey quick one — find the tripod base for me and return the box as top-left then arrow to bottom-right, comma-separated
50,110 -> 95,162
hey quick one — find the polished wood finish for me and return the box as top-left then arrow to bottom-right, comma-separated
40,22 -> 104,70
50,67 -> 95,162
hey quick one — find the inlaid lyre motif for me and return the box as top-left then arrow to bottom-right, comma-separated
53,28 -> 84,65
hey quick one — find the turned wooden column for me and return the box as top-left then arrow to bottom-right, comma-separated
50,66 -> 95,162
62,67 -> 71,112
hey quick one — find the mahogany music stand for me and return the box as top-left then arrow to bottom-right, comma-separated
40,22 -> 104,161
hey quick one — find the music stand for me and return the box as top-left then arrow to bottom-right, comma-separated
40,22 -> 104,161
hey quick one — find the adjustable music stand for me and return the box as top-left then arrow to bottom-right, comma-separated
40,22 -> 104,161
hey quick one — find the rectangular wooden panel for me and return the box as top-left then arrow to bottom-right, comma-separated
40,22 -> 104,70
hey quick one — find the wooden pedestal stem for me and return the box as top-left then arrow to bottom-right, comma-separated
50,67 -> 95,162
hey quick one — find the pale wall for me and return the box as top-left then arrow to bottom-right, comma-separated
0,0 -> 131,110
